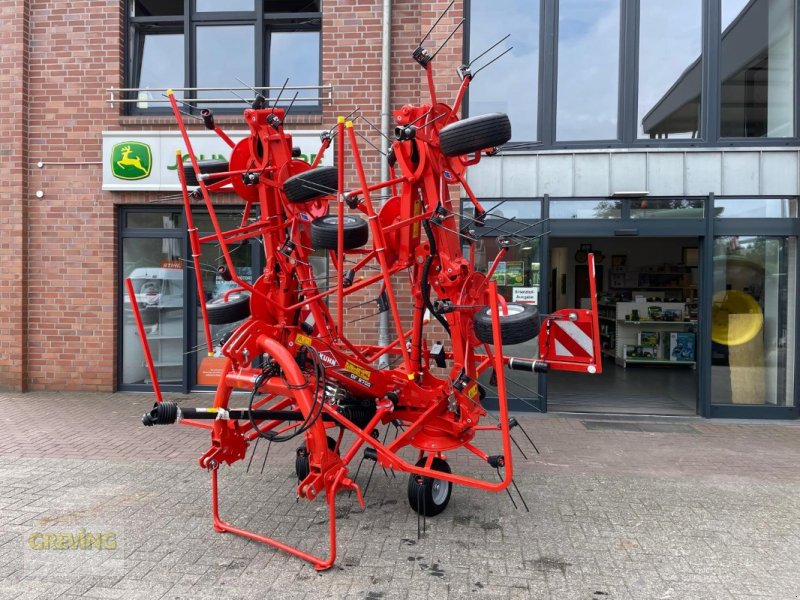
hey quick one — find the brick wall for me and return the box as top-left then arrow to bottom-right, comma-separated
0,0 -> 30,391
2,0 -> 466,391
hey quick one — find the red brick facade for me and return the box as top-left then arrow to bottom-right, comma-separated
0,0 -> 464,391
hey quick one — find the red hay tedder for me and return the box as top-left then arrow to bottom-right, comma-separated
132,14 -> 601,571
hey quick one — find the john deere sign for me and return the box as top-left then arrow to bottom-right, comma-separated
102,130 -> 332,191
110,141 -> 152,180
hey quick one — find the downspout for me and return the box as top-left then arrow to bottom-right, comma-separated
377,0 -> 392,367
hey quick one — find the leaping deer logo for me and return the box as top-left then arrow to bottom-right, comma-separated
111,141 -> 152,180
117,145 -> 147,173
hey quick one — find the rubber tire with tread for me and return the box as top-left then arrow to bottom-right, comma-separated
407,457 -> 452,517
206,293 -> 250,325
182,159 -> 229,186
473,302 -> 540,345
439,113 -> 511,157
283,166 -> 338,203
310,215 -> 369,250
295,435 -> 339,481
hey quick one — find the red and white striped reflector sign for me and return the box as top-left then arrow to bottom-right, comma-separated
552,319 -> 594,359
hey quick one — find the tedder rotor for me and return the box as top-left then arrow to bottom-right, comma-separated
130,13 -> 602,571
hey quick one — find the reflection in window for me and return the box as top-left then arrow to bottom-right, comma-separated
711,236 -> 795,405
721,0 -> 795,137
467,200 -> 542,222
134,30 -> 184,107
122,238 -> 185,386
197,0 -> 253,11
715,198 -> 798,218
556,0 -> 620,140
269,31 -> 321,105
550,199 -> 621,219
638,0 -> 702,139
468,0 -> 539,142
630,198 -> 705,219
196,25 -> 255,108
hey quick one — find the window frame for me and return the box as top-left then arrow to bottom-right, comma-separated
464,0 -> 800,150
125,0 -> 322,116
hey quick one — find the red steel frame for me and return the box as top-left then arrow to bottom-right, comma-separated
128,42 -> 602,571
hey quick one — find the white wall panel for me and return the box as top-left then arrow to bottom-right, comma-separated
685,152 -> 722,195
609,153 -> 646,194
722,152 -> 760,196
538,154 -> 573,196
574,153 -> 610,196
646,153 -> 684,196
761,152 -> 799,195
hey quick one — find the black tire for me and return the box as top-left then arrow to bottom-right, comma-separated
310,215 -> 369,250
206,293 -> 250,325
283,166 -> 338,203
182,159 -> 229,186
473,303 -> 540,345
439,113 -> 511,157
407,457 -> 452,517
295,435 -> 338,481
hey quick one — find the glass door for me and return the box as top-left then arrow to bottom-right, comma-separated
190,212 -> 261,389
120,210 -> 186,389
709,236 -> 796,416
477,237 -> 545,411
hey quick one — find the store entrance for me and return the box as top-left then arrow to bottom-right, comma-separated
547,236 -> 699,415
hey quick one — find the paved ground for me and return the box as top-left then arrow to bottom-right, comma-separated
1,392 -> 800,599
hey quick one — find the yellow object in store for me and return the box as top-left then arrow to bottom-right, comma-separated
711,290 -> 764,346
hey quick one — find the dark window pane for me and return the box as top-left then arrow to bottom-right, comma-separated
638,0 -> 702,139
133,0 -> 183,17
556,0 -> 620,141
269,31 -> 321,106
126,211 -> 183,229
468,0 -> 539,142
196,25 -> 255,108
721,0 -> 795,137
265,1 -> 320,11
133,29 -> 184,106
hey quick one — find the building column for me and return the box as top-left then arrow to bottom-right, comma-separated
0,0 -> 29,391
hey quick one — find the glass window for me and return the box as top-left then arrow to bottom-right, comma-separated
133,0 -> 182,16
476,238 -> 543,408
126,211 -> 183,229
711,236 -> 795,405
715,198 -> 798,218
122,238 -> 185,386
468,0 -> 539,142
197,0 -> 254,11
132,29 -> 184,107
550,199 -> 621,219
127,0 -> 321,113
630,198 -> 705,219
556,0 -> 620,141
197,25 -> 255,108
638,0 -> 702,139
466,200 -> 542,222
721,0 -> 795,137
269,31 -> 321,106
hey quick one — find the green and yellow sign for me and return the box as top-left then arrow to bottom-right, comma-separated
110,141 -> 152,180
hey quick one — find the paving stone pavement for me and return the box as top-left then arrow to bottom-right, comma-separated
1,392 -> 800,599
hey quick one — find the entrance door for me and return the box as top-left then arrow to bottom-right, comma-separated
547,236 -> 700,415
475,236 -> 546,412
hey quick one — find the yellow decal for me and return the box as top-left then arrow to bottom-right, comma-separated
344,360 -> 371,382
466,385 -> 478,399
295,333 -> 312,346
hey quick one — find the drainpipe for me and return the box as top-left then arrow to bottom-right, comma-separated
377,0 -> 392,367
